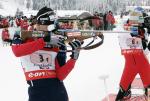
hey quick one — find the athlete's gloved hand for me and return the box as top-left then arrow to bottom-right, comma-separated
69,40 -> 82,60
50,36 -> 65,46
44,36 -> 65,48
12,34 -> 22,44
43,32 -> 51,42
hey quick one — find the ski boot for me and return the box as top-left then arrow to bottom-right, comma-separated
144,86 -> 150,100
115,86 -> 131,101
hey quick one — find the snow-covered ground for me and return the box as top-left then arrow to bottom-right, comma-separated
0,16 -> 131,101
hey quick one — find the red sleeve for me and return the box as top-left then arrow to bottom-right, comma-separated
111,16 -> 115,24
55,59 -> 76,80
11,38 -> 45,57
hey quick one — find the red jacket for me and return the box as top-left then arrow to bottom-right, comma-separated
92,16 -> 101,28
106,13 -> 115,24
11,38 -> 76,81
15,18 -> 21,26
1,18 -> 9,27
20,19 -> 29,30
2,29 -> 10,41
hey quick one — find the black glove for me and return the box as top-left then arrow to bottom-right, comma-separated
43,32 -> 51,42
12,34 -> 22,44
142,40 -> 147,50
69,40 -> 82,60
44,36 -> 65,48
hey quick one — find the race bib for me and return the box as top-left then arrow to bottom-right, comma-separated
21,50 -> 57,72
30,53 -> 52,69
118,35 -> 143,50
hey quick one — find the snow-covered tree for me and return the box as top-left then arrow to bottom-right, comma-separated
12,0 -> 150,15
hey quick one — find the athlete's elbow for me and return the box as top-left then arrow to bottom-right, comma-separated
12,50 -> 22,57
11,47 -> 22,57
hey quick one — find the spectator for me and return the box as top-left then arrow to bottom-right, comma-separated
1,27 -> 12,45
106,10 -> 115,30
103,12 -> 108,30
92,12 -> 101,30
20,16 -> 29,30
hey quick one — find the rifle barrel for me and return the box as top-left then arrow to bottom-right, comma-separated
58,29 -> 131,33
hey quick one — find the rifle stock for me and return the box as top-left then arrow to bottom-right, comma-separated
20,30 -> 104,50
20,30 -> 102,42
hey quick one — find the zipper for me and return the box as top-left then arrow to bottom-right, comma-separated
30,80 -> 34,87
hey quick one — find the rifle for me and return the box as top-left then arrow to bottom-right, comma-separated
20,29 -> 104,51
20,28 -> 136,52
9,15 -> 150,51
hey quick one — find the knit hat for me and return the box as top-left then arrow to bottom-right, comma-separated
36,6 -> 55,25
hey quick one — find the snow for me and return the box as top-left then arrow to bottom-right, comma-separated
0,0 -> 18,16
64,18 -> 126,101
56,10 -> 92,17
0,0 -> 92,18
126,6 -> 150,11
0,43 -> 28,101
0,0 -> 29,17
23,10 -> 38,17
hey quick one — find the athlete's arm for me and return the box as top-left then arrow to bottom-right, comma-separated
11,38 -> 45,57
55,58 -> 76,81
